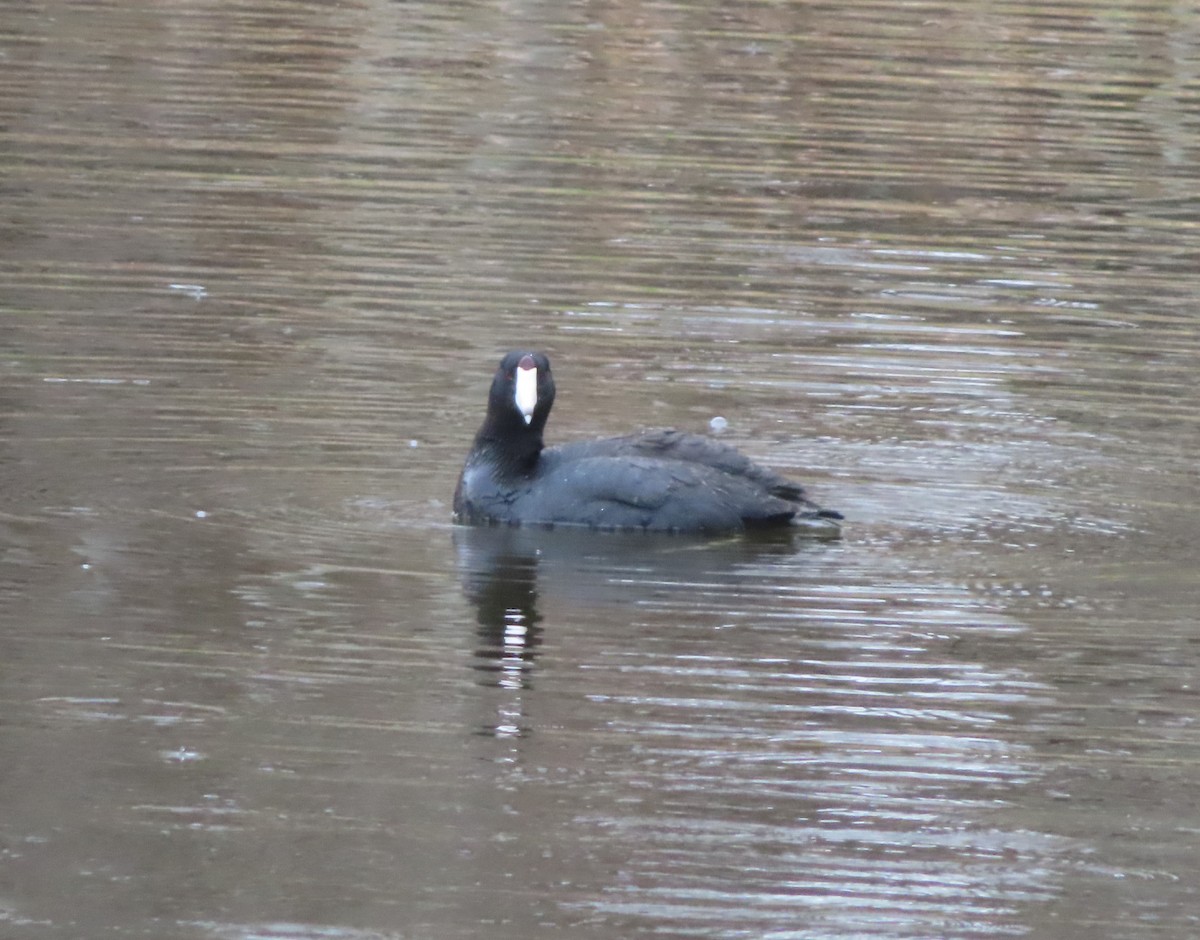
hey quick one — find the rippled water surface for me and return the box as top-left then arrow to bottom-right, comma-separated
3,1 -> 1199,938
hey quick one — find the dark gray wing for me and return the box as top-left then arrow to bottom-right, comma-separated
519,452 -> 798,531
552,428 -> 816,506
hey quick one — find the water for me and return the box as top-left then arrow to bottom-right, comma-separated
2,1 -> 1199,937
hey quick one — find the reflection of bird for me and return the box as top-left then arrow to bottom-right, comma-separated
454,351 -> 841,535
453,531 -> 543,736
452,522 -> 828,737
459,535 -> 542,677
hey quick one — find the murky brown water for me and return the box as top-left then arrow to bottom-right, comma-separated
3,1 -> 1199,937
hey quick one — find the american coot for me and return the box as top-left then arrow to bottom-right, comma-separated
453,351 -> 842,535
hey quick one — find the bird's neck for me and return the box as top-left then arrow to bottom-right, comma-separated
475,421 -> 543,476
